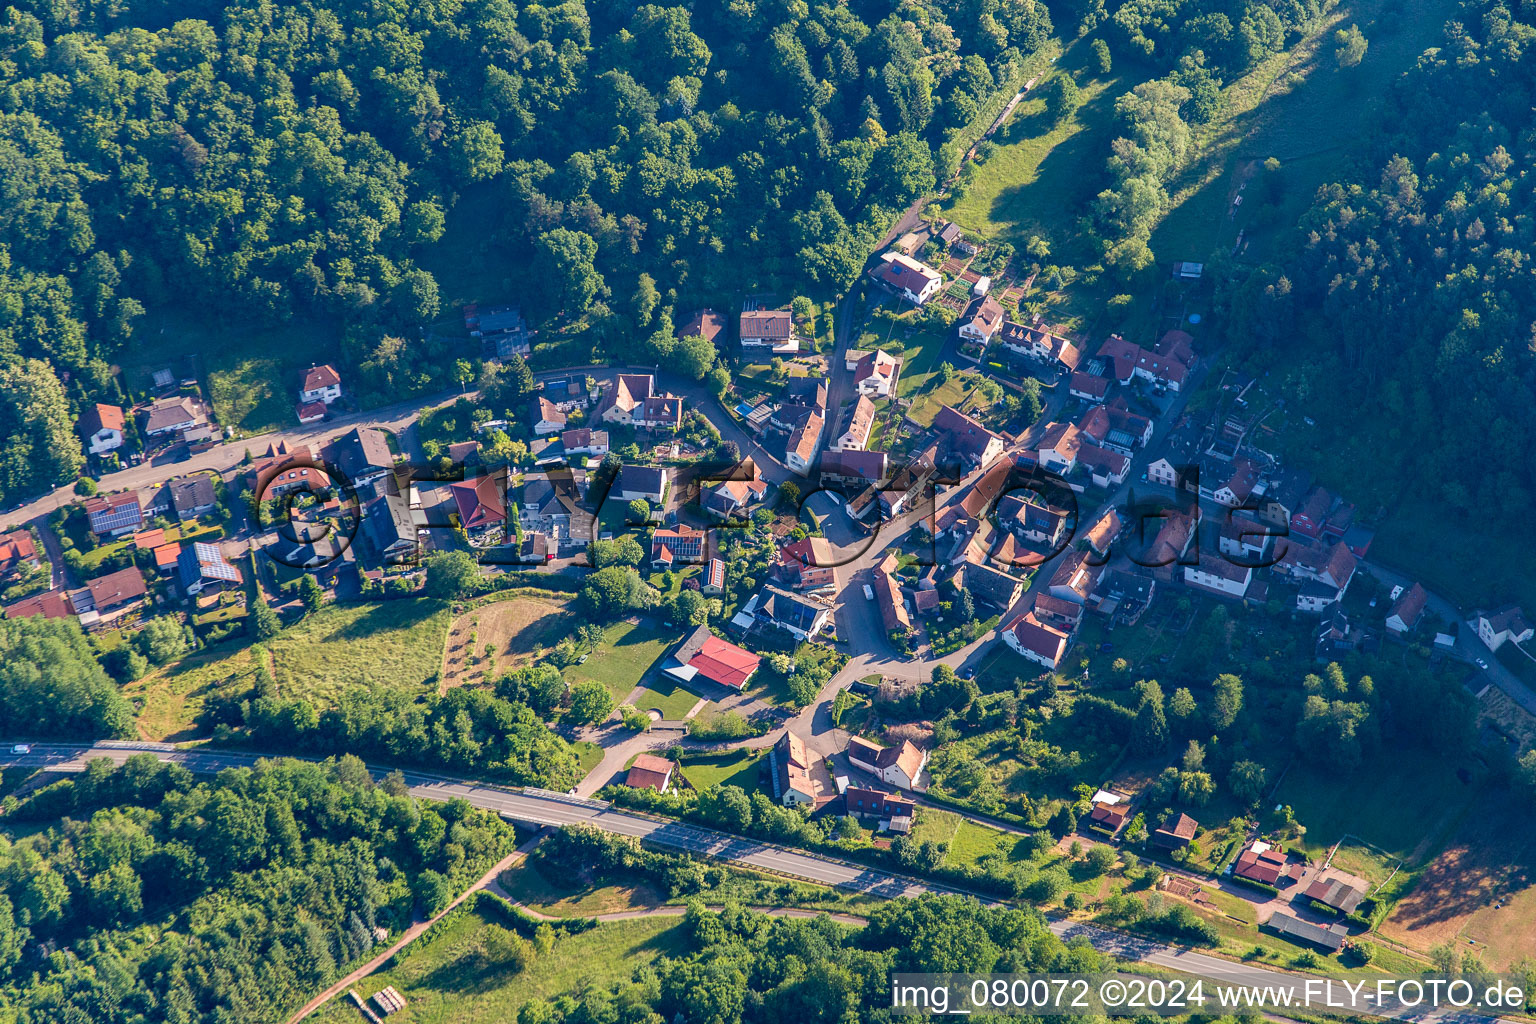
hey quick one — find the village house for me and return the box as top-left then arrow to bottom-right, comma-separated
615,465 -> 670,504
597,374 -> 684,430
295,402 -> 327,425
677,308 -> 727,349
738,309 -> 798,356
931,405 -> 1005,469
0,530 -> 39,581
561,428 -> 609,458
84,492 -> 144,537
819,449 -> 887,488
833,396 -> 876,451
141,397 -> 206,438
1002,612 -> 1071,668
1032,592 -> 1084,634
1249,466 -> 1314,531
1144,421 -> 1203,488
78,565 -> 148,624
450,475 -> 507,534
650,523 -> 706,568
844,785 -> 916,831
871,554 -> 910,634
1218,517 -> 1273,563
1096,330 -> 1195,392
327,427 -> 394,488
1385,583 -> 1428,635
784,412 -> 823,476
363,493 -> 417,562
772,537 -> 836,593
996,321 -> 1081,372
752,585 -> 830,641
702,557 -> 726,596
1069,372 -> 1109,404
1082,509 -> 1124,559
1088,798 -> 1132,835
998,492 -> 1069,547
248,442 -> 330,500
1476,604 -> 1534,651
958,296 -> 1006,344
532,397 -> 567,435
1151,812 -> 1198,850
772,731 -> 817,806
701,463 -> 768,519
955,559 -> 1024,611
625,754 -> 674,793
1048,550 -> 1104,605
1077,444 -> 1130,488
1234,840 -> 1292,886
169,475 -> 218,521
80,403 -> 126,456
4,589 -> 74,620
1091,568 -> 1156,625
846,349 -> 902,398
666,623 -> 760,691
177,542 -> 242,597
300,364 -> 343,406
1034,422 -> 1083,475
846,737 -> 928,790
871,251 -> 943,305
1183,552 -> 1253,600
465,304 -> 533,358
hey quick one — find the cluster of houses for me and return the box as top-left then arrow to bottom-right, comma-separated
626,706 -> 931,838
78,393 -> 218,463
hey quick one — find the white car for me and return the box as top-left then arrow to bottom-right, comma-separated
11,744 -> 30,754
862,584 -> 874,601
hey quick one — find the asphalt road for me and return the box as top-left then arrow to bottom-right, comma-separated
0,744 -> 1509,1024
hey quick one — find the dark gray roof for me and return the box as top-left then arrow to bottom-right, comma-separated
170,475 -> 217,517
364,493 -> 415,553
1266,911 -> 1347,951
332,427 -> 393,481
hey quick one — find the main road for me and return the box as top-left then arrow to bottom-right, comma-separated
0,743 -> 1506,1024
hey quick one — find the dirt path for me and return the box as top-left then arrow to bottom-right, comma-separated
283,837 -> 542,1024
501,899 -> 869,930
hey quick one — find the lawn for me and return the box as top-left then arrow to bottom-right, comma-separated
311,905 -> 687,1024
678,748 -> 765,792
949,820 -> 1022,867
1274,758 -> 1478,865
905,373 -> 996,429
126,597 -> 452,739
1151,0 -> 1465,270
130,307 -> 343,435
497,861 -> 665,918
562,619 -> 671,704
940,38 -> 1130,257
629,678 -> 707,721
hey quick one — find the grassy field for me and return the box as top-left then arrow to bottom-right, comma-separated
561,619 -> 670,704
1380,800 -> 1536,969
126,597 -> 451,739
630,679 -> 706,721
679,748 -> 766,792
497,861 -> 665,918
1274,759 -> 1478,865
940,39 -> 1129,257
441,594 -> 573,690
312,907 -> 686,1024
905,373 -> 996,429
128,308 -> 343,435
1151,0 -> 1466,270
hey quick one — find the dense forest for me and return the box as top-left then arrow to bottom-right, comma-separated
1219,0 -> 1536,539
0,0 -> 1051,501
0,754 -> 515,1023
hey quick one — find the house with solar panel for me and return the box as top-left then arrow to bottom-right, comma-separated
178,542 -> 243,597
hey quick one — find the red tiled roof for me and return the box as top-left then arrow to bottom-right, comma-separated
302,364 -> 341,391
688,635 -> 761,689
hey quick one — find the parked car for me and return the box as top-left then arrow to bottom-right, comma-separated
862,584 -> 874,600
1476,657 -> 1489,670
11,744 -> 30,754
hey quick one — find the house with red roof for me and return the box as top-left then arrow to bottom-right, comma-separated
666,624 -> 760,690
450,475 -> 507,533
299,364 -> 343,405
1385,583 -> 1428,635
4,589 -> 74,620
1002,612 -> 1071,668
871,251 -> 943,305
79,403 -> 126,455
